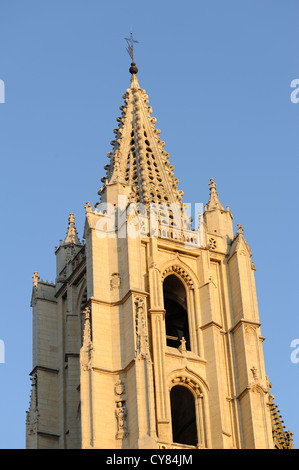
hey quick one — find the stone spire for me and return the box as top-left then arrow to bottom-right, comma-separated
64,213 -> 81,245
99,63 -> 184,208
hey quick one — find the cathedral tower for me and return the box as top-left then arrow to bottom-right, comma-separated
26,60 -> 293,450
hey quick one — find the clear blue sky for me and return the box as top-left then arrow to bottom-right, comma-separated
0,0 -> 298,449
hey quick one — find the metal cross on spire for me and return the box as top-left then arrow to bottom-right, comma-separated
125,30 -> 139,62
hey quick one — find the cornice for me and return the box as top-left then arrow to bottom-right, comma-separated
200,320 -> 224,332
229,318 -> 261,334
91,359 -> 136,376
29,365 -> 59,376
87,288 -> 150,308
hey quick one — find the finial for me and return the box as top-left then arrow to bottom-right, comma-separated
84,201 -> 93,213
68,213 -> 75,225
206,178 -> 225,211
32,271 -> 39,287
209,178 -> 217,193
83,306 -> 91,321
125,30 -> 139,74
237,223 -> 244,235
129,62 -> 138,75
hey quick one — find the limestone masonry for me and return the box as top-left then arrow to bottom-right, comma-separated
26,62 -> 293,449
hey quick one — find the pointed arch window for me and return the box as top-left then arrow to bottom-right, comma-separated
170,385 -> 197,446
163,274 -> 190,351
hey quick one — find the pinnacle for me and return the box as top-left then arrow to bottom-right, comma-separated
206,178 -> 225,211
237,223 -> 244,235
63,213 -> 81,245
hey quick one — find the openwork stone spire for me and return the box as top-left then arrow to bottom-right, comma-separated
99,65 -> 184,208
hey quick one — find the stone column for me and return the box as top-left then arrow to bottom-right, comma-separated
148,238 -> 171,442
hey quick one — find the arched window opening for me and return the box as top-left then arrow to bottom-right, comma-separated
170,385 -> 197,446
163,274 -> 190,350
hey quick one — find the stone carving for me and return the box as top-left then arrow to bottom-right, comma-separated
110,273 -> 121,289
161,265 -> 194,289
114,379 -> 125,396
250,366 -> 258,381
84,201 -> 93,213
80,307 -> 93,371
237,223 -> 244,235
179,337 -> 187,353
32,271 -> 39,287
114,378 -> 128,439
65,244 -> 76,263
134,297 -> 149,360
169,374 -> 203,398
115,400 -> 128,439
26,373 -> 39,437
209,237 -> 217,250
